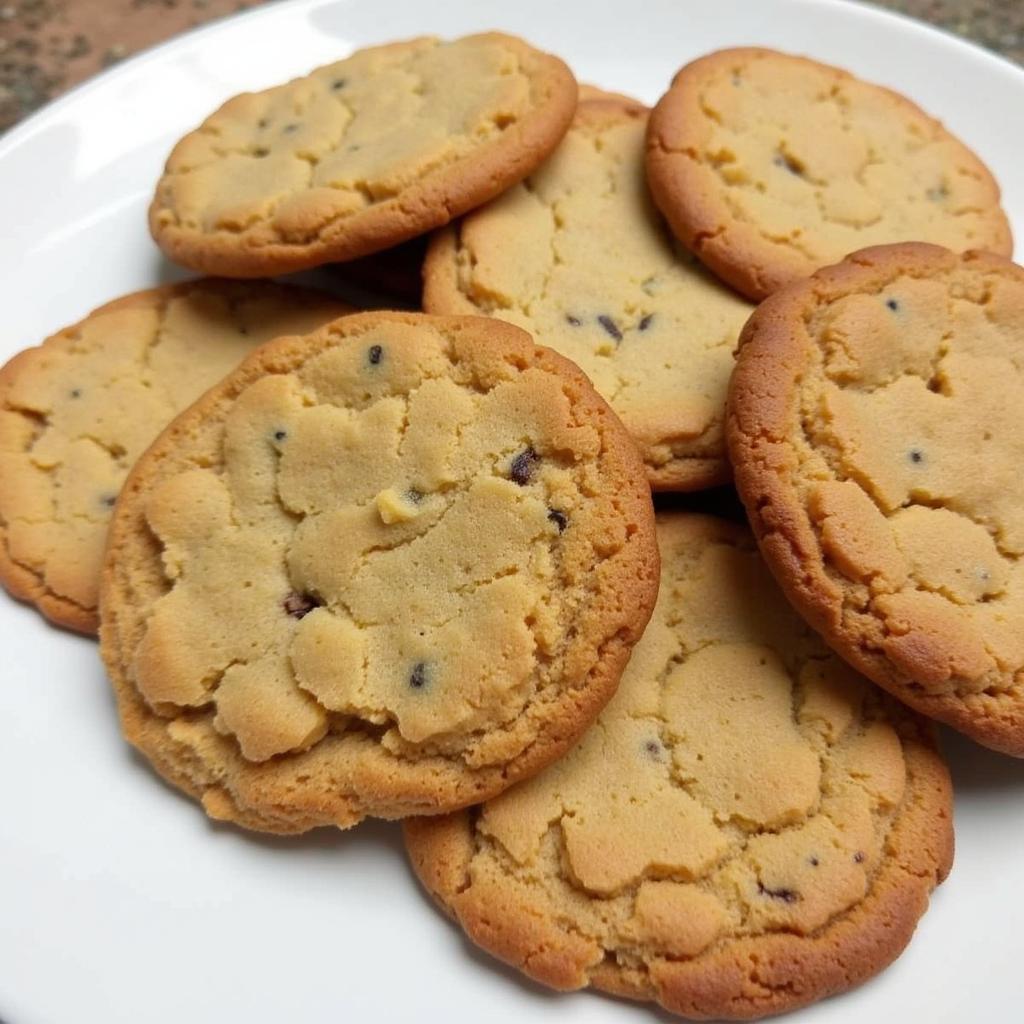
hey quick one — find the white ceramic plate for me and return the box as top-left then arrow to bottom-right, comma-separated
2,2 -> 1022,1021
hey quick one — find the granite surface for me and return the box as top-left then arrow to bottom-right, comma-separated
0,0 -> 1021,132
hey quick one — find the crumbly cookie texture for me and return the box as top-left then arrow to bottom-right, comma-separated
100,311 -> 659,833
729,242 -> 1024,755
405,515 -> 952,1020
424,98 -> 753,491
647,47 -> 1012,301
0,280 -> 347,634
150,33 -> 577,277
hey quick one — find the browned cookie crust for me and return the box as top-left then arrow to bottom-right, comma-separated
406,514 -> 952,1020
100,311 -> 659,832
647,48 -> 1012,301
729,242 -> 1024,755
150,33 -> 577,277
0,280 -> 347,634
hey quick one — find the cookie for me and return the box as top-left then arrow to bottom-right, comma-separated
729,242 -> 1024,755
0,280 -> 347,634
647,47 -> 1012,301
150,33 -> 577,277
100,311 -> 659,833
405,514 -> 952,1019
424,97 -> 754,490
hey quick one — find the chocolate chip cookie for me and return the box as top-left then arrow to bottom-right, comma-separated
100,311 -> 659,832
405,514 -> 952,1019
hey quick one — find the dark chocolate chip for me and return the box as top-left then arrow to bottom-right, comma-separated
643,739 -> 662,760
597,314 -> 622,342
509,447 -> 538,486
253,147 -> 269,158
886,298 -> 900,312
273,429 -> 287,442
409,662 -> 428,690
853,851 -> 865,864
638,314 -> 654,332
809,856 -> 820,867
908,447 -> 925,465
368,344 -> 383,365
548,508 -> 568,532
257,118 -> 269,129
331,78 -> 347,90
283,591 -> 320,619
758,882 -> 800,903
69,388 -> 82,399
565,314 -> 582,327
101,494 -> 117,509
406,488 -> 424,504
773,151 -> 802,176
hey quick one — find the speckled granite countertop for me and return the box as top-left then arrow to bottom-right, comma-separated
0,0 -> 1021,132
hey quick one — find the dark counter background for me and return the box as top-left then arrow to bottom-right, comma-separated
1,0 -> 1021,132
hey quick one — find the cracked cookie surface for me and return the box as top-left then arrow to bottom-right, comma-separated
0,280 -> 347,634
405,514 -> 952,1020
424,98 -> 753,491
729,243 -> 1024,755
647,48 -> 1012,301
150,33 -> 577,277
100,311 -> 659,832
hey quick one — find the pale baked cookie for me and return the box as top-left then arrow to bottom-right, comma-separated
729,243 -> 1024,756
0,280 -> 347,634
150,34 -> 577,277
424,98 -> 754,490
405,514 -> 952,1020
100,312 -> 659,832
647,48 -> 1012,301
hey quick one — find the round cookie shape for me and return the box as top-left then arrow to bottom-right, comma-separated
405,514 -> 952,1019
728,242 -> 1024,755
0,280 -> 347,634
100,311 -> 659,832
424,97 -> 754,490
647,47 -> 1012,301
150,33 -> 578,277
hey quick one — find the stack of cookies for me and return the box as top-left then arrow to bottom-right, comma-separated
3,31 -> 1021,1021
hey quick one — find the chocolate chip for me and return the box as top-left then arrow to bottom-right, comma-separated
406,488 -> 424,504
368,344 -> 383,365
643,739 -> 662,760
69,388 -> 82,399
253,147 -> 269,158
853,851 -> 865,864
908,447 -> 925,465
257,118 -> 269,129
758,882 -> 800,903
548,509 -> 568,532
886,298 -> 900,312
509,447 -> 538,486
273,429 -> 287,442
638,314 -> 654,332
809,856 -> 820,867
773,151 -> 803,176
283,123 -> 299,134
597,315 -> 622,342
409,662 -> 428,690
100,494 -> 117,509
565,314 -> 582,327
283,591 -> 320,619
331,78 -> 347,90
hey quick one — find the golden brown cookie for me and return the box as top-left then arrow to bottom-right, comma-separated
100,311 -> 659,833
405,514 -> 952,1020
647,48 -> 1012,301
0,280 -> 347,634
424,98 -> 753,490
729,242 -> 1024,755
150,34 -> 577,277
